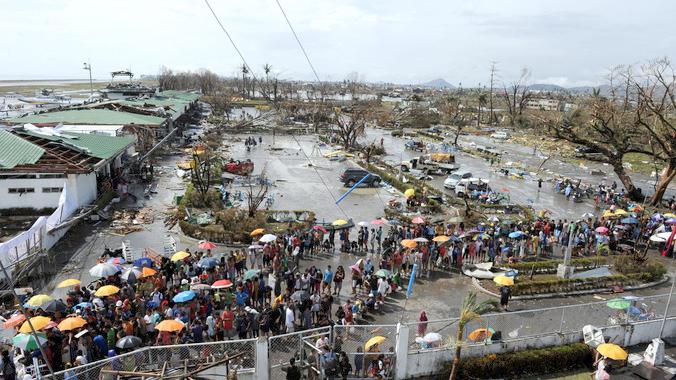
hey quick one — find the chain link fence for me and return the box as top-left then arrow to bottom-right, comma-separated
268,326 -> 331,379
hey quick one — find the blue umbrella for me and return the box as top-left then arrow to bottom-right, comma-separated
628,306 -> 641,316
197,257 -> 219,269
620,217 -> 639,224
133,258 -> 154,268
173,290 -> 196,303
75,302 -> 93,309
508,231 -> 524,239
501,247 -> 511,253
387,220 -> 401,226
666,218 -> 676,225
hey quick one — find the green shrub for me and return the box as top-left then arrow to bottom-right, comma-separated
458,343 -> 593,379
511,274 -> 644,296
614,256 -> 666,282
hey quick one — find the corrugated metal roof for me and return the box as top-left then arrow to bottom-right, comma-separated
0,130 -> 45,169
7,109 -> 166,126
20,131 -> 134,160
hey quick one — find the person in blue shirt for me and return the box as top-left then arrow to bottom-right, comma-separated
93,334 -> 108,360
323,265 -> 334,294
235,288 -> 249,306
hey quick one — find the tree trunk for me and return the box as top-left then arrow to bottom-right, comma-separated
650,160 -> 676,206
453,130 -> 461,146
612,161 -> 642,201
449,321 -> 465,380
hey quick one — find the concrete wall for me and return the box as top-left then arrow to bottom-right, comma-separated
68,173 -> 97,207
400,319 -> 676,379
0,173 -> 96,210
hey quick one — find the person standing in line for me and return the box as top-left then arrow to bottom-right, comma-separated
500,285 -> 512,311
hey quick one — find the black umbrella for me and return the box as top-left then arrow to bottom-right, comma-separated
116,335 -> 142,349
291,290 -> 309,302
43,299 -> 67,313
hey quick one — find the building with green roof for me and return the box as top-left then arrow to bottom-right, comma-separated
7,109 -> 166,126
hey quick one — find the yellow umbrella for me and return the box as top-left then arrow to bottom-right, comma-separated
56,279 -> 81,288
400,239 -> 417,249
596,343 -> 628,360
332,219 -> 348,226
94,285 -> 120,297
404,188 -> 415,198
57,317 -> 87,332
250,228 -> 265,236
664,213 -> 676,218
19,316 -> 52,333
171,251 -> 190,262
26,294 -> 53,308
468,328 -> 493,342
156,319 -> 185,332
365,336 -> 386,351
493,276 -> 514,286
432,235 -> 450,243
613,209 -> 628,216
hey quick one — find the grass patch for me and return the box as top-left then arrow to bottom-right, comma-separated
623,152 -> 664,176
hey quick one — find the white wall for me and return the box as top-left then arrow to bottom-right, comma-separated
0,173 -> 96,210
67,173 -> 97,207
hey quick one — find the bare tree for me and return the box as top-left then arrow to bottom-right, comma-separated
439,96 -> 465,145
631,58 -> 676,205
503,67 -> 532,126
245,172 -> 269,217
488,62 -> 498,125
189,149 -> 216,201
333,102 -> 372,150
241,64 -> 248,97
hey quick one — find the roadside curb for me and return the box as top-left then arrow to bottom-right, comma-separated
472,275 -> 670,300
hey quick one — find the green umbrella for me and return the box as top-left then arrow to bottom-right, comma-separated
375,269 -> 391,278
13,333 -> 47,351
606,298 -> 631,310
243,269 -> 261,281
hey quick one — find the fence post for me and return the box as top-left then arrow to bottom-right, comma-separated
256,337 -> 269,380
559,307 -> 565,334
394,323 -> 409,380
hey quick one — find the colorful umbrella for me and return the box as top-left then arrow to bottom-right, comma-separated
56,279 -> 81,288
26,294 -> 53,308
312,225 -> 328,233
13,333 -> 47,351
413,237 -> 429,243
173,290 -> 196,303
606,298 -> 631,310
133,257 -> 154,268
494,276 -> 514,286
375,269 -> 391,278
74,302 -> 93,310
107,257 -> 125,265
259,234 -> 277,243
190,284 -> 211,291
120,267 -> 143,283
171,251 -> 190,262
197,257 -> 219,269
89,263 -> 120,278
596,343 -> 628,360
357,221 -> 369,227
665,213 -> 676,218
370,219 -> 386,225
613,209 -> 628,216
401,239 -> 417,248
3,314 -> 25,329
365,336 -> 386,351
404,188 -> 415,198
620,217 -> 639,224
650,232 -> 673,242
332,219 -> 349,226
432,235 -> 450,242
250,228 -> 265,236
198,241 -> 217,250
411,216 -> 425,224
212,279 -> 233,289
94,285 -> 121,297
57,317 -> 87,332
423,332 -> 443,343
142,267 -> 158,277
350,264 -> 362,274
468,328 -> 493,342
155,319 -> 185,332
665,218 -> 676,225
243,269 -> 261,281
116,335 -> 142,349
595,226 -> 609,234
508,231 -> 524,239
19,316 -> 51,333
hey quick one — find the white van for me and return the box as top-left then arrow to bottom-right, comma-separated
443,170 -> 472,189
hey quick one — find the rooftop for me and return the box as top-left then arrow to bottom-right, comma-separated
18,130 -> 134,160
0,130 -> 45,169
7,109 -> 166,126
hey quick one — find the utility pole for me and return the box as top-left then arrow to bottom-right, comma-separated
489,61 -> 498,125
83,61 -> 93,97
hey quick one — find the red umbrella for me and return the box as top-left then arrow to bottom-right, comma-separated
198,241 -> 217,250
312,225 -> 328,233
211,279 -> 233,289
370,219 -> 386,225
3,314 -> 25,329
411,216 -> 425,224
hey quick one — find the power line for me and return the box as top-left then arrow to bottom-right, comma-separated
203,0 -> 258,82
274,0 -> 322,84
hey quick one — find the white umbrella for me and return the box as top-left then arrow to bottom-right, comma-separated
413,237 -> 429,243
650,232 -> 673,243
488,216 -> 499,223
89,263 -> 120,278
423,332 -> 443,343
120,267 -> 142,283
259,234 -> 277,243
581,212 -> 595,219
357,221 -> 369,227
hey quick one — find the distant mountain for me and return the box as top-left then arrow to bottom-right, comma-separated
420,78 -> 455,89
527,83 -> 612,95
527,83 -> 566,92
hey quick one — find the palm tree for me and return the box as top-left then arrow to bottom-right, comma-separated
449,292 -> 498,380
241,64 -> 249,97
263,63 -> 272,100
477,93 -> 488,128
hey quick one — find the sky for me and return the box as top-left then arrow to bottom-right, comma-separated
3,0 -> 675,87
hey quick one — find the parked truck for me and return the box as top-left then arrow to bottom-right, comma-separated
401,154 -> 459,174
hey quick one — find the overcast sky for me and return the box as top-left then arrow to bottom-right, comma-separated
3,0 -> 675,86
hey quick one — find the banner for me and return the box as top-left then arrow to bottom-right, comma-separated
407,264 -> 417,298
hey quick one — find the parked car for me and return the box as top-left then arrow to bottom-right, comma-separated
490,131 -> 509,139
443,170 -> 472,189
455,177 -> 490,197
575,145 -> 605,159
339,168 -> 382,187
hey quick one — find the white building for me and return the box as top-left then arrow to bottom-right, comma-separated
525,98 -> 560,111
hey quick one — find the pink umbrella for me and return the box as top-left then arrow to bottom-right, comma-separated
595,226 -> 609,234
411,216 -> 425,224
370,219 -> 386,225
312,225 -> 328,233
198,241 -> 217,250
350,264 -> 362,273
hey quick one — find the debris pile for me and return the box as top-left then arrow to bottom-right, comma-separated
109,208 -> 154,235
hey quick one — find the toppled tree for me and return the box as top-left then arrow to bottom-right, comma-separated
542,68 -> 649,200
333,103 -> 373,150
631,59 -> 676,205
503,68 -> 533,126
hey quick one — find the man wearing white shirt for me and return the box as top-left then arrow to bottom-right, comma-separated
285,305 -> 296,333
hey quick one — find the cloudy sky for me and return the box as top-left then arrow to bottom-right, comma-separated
3,0 -> 675,86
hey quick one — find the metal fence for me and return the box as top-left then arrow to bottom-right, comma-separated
46,293 -> 676,380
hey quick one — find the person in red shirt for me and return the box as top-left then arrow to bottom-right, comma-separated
221,307 -> 235,339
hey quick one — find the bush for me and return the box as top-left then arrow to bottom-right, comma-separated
505,257 -> 611,274
459,343 -> 593,379
511,275 -> 641,296
614,255 -> 666,282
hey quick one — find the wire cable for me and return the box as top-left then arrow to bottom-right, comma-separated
274,0 -> 322,84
